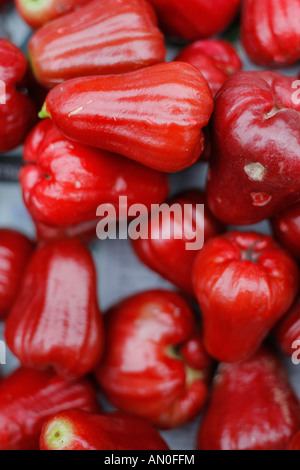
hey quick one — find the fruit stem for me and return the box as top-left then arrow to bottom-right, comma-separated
38,103 -> 51,120
165,345 -> 203,387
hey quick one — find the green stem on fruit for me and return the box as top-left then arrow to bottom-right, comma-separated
38,102 -> 51,120
165,345 -> 203,387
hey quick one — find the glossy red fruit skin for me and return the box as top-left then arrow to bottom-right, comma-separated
176,40 -> 242,97
29,0 -> 166,89
0,229 -> 33,319
40,409 -> 169,450
200,126 -> 213,162
16,0 -> 91,29
95,289 -> 213,429
288,431 -> 300,450
241,0 -> 300,67
21,119 -> 169,227
0,367 -> 100,450
207,71 -> 300,225
131,190 -> 224,296
5,238 -> 104,378
197,347 -> 300,450
275,295 -> 300,358
271,202 -> 300,260
33,219 -> 98,243
41,62 -> 214,172
0,39 -> 36,153
148,0 -> 240,41
193,231 -> 299,363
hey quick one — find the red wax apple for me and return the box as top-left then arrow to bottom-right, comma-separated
0,367 -> 100,450
5,238 -> 104,378
176,40 -> 242,97
21,119 -> 169,227
0,229 -> 33,319
148,0 -> 240,41
197,346 -> 300,450
16,0 -> 91,29
207,71 -> 300,225
275,295 -> 300,360
131,190 -> 224,296
39,62 -> 214,172
40,410 -> 169,450
95,289 -> 213,429
271,202 -> 300,260
193,231 -> 299,363
0,39 -> 36,153
29,0 -> 165,88
242,0 -> 300,67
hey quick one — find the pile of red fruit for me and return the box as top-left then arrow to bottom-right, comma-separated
0,0 -> 300,451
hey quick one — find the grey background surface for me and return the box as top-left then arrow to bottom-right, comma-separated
0,4 -> 299,450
